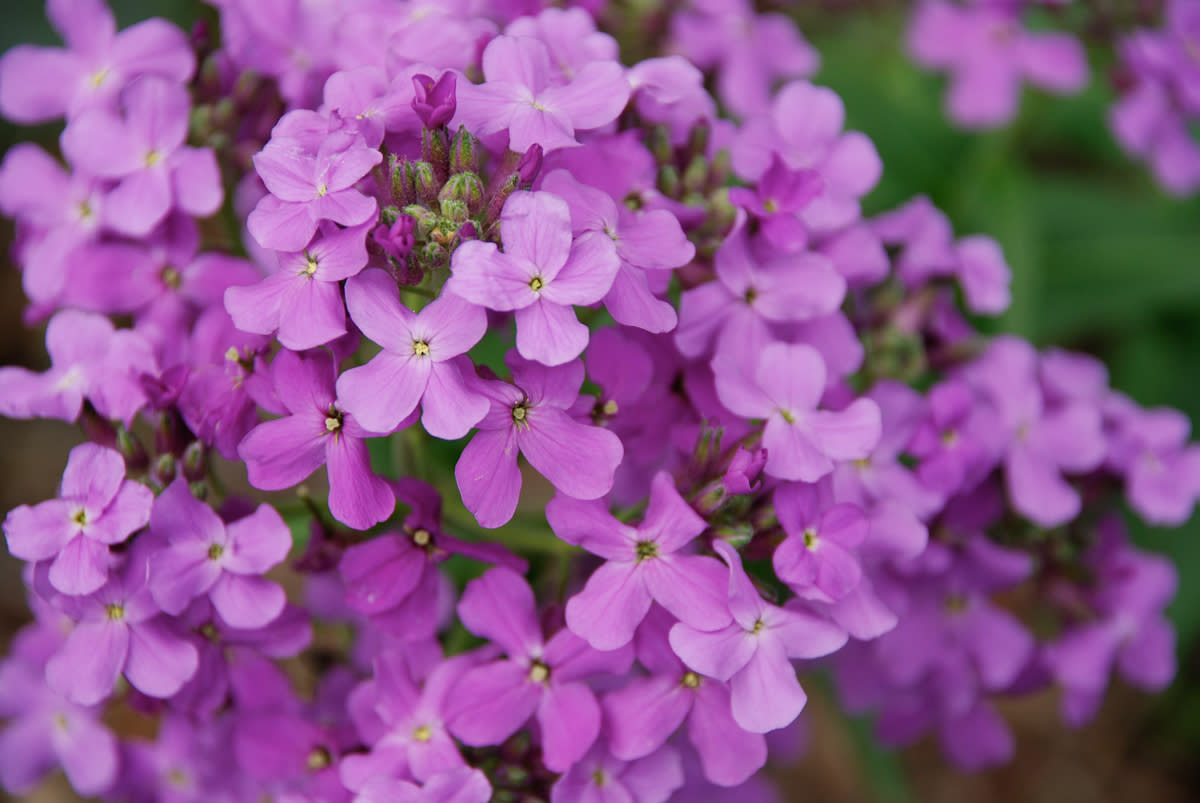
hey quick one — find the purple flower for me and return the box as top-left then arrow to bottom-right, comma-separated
446,568 -> 632,772
772,483 -> 867,603
0,309 -> 156,425
447,190 -> 619,366
733,81 -> 881,233
551,743 -> 683,803
547,470 -> 724,652
0,621 -> 119,796
1046,528 -> 1177,725
714,342 -> 881,482
45,547 -> 199,705
728,155 -> 824,253
676,222 -> 845,358
0,0 -> 193,124
60,76 -> 221,237
669,542 -> 847,733
455,34 -> 630,153
336,269 -> 489,438
339,479 -> 527,626
670,0 -> 818,118
149,479 -> 291,629
454,356 -> 624,528
602,608 -> 768,787
239,349 -> 395,530
963,337 -> 1105,527
248,130 -> 382,252
548,472 -> 730,649
908,0 -> 1088,129
225,222 -> 372,352
355,767 -> 492,803
322,66 -> 414,148
541,170 -> 695,333
342,650 -> 477,787
4,443 -> 152,595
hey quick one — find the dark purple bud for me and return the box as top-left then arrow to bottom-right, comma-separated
182,441 -> 207,483
516,143 -> 543,185
373,215 -> 417,262
412,72 -> 457,129
457,220 -> 478,241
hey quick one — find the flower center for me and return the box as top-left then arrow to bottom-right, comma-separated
528,659 -> 550,684
316,183 -> 328,197
208,543 -> 224,561
161,266 -> 183,289
779,408 -> 796,424
511,401 -> 531,426
941,429 -> 959,447
106,604 -> 125,621
306,746 -> 332,771
744,286 -> 758,305
529,276 -> 545,292
144,150 -> 162,167
681,671 -> 701,689
325,408 -> 344,433
750,618 -> 765,635
803,528 -> 818,549
602,399 -> 619,416
412,340 -> 431,357
592,769 -> 608,787
412,724 -> 432,742
412,528 -> 431,547
71,509 -> 88,527
635,540 -> 659,561
302,254 -> 319,277
944,594 -> 968,615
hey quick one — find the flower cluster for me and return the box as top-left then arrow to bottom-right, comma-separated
0,1 -> 1196,801
904,0 -> 1200,196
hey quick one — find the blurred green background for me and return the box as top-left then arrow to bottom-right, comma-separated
1,2 -> 1199,801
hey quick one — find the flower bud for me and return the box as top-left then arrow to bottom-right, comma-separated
411,72 -> 457,129
182,441 -> 207,482
450,126 -> 480,174
439,172 -> 485,215
406,161 -> 440,206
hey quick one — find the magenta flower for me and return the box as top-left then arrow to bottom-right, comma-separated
675,223 -> 845,358
45,548 -> 199,706
455,34 -> 630,153
0,0 -> 193,124
908,0 -> 1088,129
0,309 -> 156,426
447,190 -> 619,366
148,479 -> 291,629
446,568 -> 632,772
238,349 -> 395,530
547,471 -> 730,650
225,222 -> 372,352
337,269 -> 489,438
713,342 -> 881,482
454,356 -> 624,528
541,170 -> 695,333
355,767 -> 492,803
0,622 -> 119,796
60,76 -> 221,237
733,80 -> 882,232
4,443 -> 152,596
772,483 -> 868,604
551,743 -> 683,803
248,130 -> 382,252
669,542 -> 847,733
670,0 -> 818,118
728,154 -> 824,253
602,608 -> 768,787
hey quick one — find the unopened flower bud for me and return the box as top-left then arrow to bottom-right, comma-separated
439,172 -> 485,215
450,126 -> 480,174
406,161 -> 439,206
412,72 -> 457,129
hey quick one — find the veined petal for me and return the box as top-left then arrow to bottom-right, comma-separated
517,406 -> 622,500
564,561 -> 652,650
